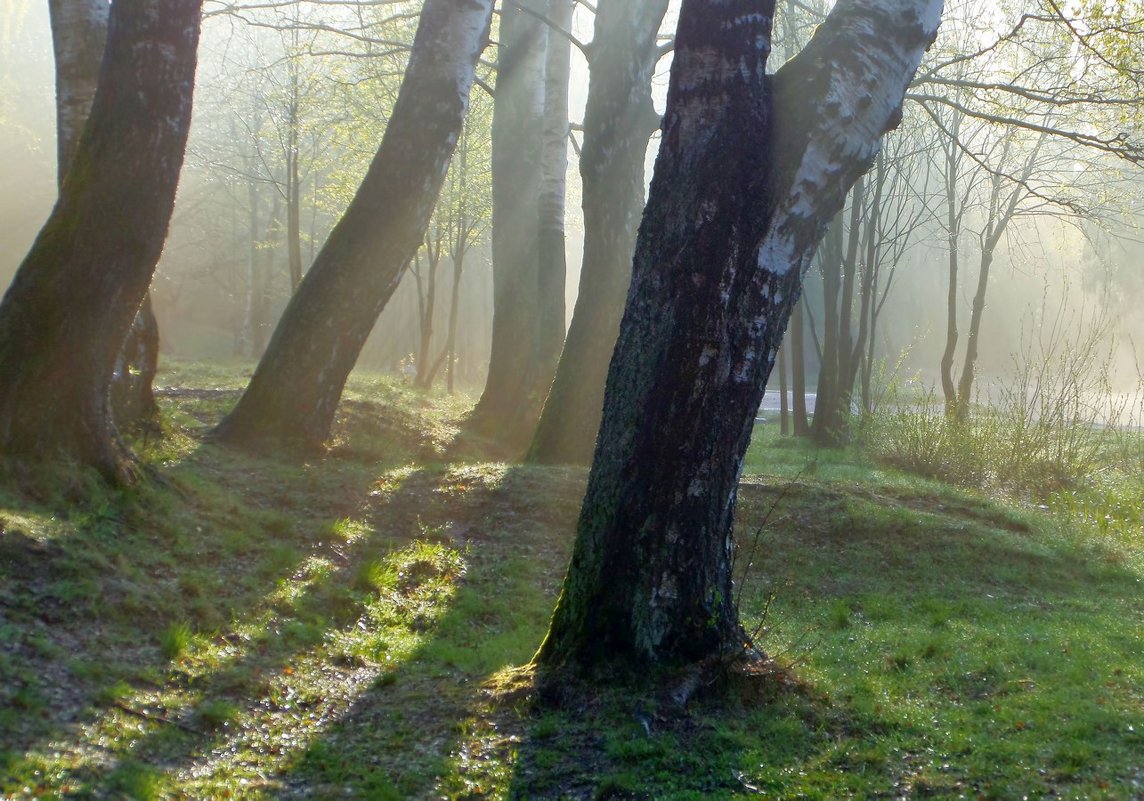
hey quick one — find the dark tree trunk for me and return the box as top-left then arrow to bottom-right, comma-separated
48,0 -> 159,434
111,294 -> 159,432
213,0 -> 494,450
954,136 -> 1042,421
0,0 -> 202,483
527,0 -> 668,465
535,0 -> 941,674
469,0 -> 547,443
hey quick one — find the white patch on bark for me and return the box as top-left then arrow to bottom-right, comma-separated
757,0 -> 943,280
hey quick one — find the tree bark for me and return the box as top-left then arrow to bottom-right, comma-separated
535,0 -> 942,674
0,0 -> 202,483
527,0 -> 669,465
48,0 -> 107,180
791,299 -> 810,436
469,0 -> 548,443
49,0 -> 159,434
533,0 -> 574,411
212,0 -> 494,450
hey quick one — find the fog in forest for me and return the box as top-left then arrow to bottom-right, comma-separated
1,0 -> 1141,402
3,2 -> 1144,796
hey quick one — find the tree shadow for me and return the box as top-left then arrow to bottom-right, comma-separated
0,387 -> 499,794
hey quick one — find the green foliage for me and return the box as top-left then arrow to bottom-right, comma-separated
159,621 -> 193,661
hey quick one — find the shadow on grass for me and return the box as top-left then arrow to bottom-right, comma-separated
0,386 -> 491,794
3,416 -> 1141,798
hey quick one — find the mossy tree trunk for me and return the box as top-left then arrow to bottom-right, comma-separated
0,0 -> 202,484
213,0 -> 494,450
535,0 -> 942,674
527,0 -> 668,465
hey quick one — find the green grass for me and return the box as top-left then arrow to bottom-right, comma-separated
0,362 -> 1141,798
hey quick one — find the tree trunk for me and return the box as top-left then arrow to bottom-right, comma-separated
0,0 -> 202,483
469,0 -> 547,443
286,28 -> 304,292
811,218 -> 844,445
527,0 -> 668,464
954,135 -> 1043,421
48,0 -> 107,180
939,114 -> 962,416
778,341 -> 789,436
212,0 -> 494,450
532,0 -> 574,415
110,293 -> 159,432
536,0 -> 942,674
49,0 -> 159,434
414,236 -> 444,390
791,299 -> 810,436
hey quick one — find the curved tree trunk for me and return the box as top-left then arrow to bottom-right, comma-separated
536,0 -> 941,674
0,0 -> 202,484
213,0 -> 494,450
48,0 -> 159,434
527,0 -> 668,465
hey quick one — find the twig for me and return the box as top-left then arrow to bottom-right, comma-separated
113,701 -> 206,736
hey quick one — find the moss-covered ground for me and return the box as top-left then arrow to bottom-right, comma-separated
1,362 -> 1141,798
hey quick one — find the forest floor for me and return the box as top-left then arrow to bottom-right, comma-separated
1,361 -> 1142,799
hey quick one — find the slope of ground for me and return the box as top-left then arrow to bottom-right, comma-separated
0,362 -> 1140,798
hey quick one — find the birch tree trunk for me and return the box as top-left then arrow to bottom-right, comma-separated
533,0 -> 574,411
48,0 -> 107,178
528,0 -> 668,464
536,0 -> 942,674
213,0 -> 494,450
0,0 -> 202,484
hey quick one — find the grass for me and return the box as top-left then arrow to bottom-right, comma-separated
0,360 -> 1141,798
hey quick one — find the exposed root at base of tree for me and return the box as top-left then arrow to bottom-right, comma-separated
530,646 -> 804,715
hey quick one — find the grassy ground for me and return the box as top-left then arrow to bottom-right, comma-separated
1,362 -> 1141,799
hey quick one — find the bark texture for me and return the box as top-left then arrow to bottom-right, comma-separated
536,0 -> 942,672
0,0 -> 202,483
213,0 -> 494,450
468,0 -> 548,443
535,0 -> 573,401
48,0 -> 108,180
49,0 -> 159,433
528,0 -> 668,465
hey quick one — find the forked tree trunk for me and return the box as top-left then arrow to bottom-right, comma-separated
953,135 -> 1043,421
528,0 -> 668,465
469,0 -> 547,443
0,0 -> 202,483
213,0 -> 494,450
536,0 -> 941,673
